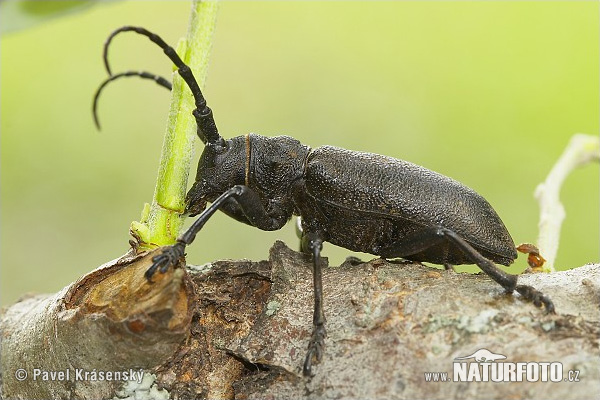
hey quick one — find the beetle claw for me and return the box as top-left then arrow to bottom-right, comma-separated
515,285 -> 556,314
303,324 -> 327,376
145,242 -> 186,282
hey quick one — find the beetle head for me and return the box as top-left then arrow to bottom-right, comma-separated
185,135 -> 247,216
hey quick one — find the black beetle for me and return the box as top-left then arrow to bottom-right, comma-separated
93,26 -> 555,376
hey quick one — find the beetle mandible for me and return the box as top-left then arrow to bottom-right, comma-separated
93,26 -> 555,377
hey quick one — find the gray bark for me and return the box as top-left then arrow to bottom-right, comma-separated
1,241 -> 598,399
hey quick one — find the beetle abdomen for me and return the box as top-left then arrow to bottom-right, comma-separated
302,146 -> 517,265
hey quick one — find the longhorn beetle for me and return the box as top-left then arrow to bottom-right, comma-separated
93,26 -> 555,377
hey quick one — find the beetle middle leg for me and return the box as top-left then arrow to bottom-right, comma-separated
300,231 -> 327,377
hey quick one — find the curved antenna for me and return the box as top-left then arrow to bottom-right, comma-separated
102,26 -> 223,145
92,71 -> 172,131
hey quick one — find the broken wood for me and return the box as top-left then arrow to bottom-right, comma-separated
1,242 -> 598,399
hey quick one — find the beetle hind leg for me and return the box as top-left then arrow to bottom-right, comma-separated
375,227 -> 554,313
437,228 -> 555,313
301,231 -> 327,377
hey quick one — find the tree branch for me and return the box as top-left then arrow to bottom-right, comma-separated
2,242 -> 598,399
534,133 -> 600,272
0,250 -> 193,400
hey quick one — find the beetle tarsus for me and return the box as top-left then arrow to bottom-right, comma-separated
145,241 -> 186,282
303,323 -> 326,376
516,285 -> 556,314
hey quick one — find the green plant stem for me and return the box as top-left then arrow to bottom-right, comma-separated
131,0 -> 219,249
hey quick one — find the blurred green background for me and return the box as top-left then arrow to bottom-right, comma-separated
1,1 -> 598,305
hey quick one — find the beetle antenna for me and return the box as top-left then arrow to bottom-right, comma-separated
92,71 -> 172,131
102,26 -> 223,145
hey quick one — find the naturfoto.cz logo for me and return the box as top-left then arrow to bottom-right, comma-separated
423,348 -> 581,383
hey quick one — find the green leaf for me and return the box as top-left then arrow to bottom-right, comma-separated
0,0 -> 109,34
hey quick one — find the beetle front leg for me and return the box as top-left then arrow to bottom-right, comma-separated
146,185 -> 289,281
145,187 -> 243,282
301,231 -> 327,377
